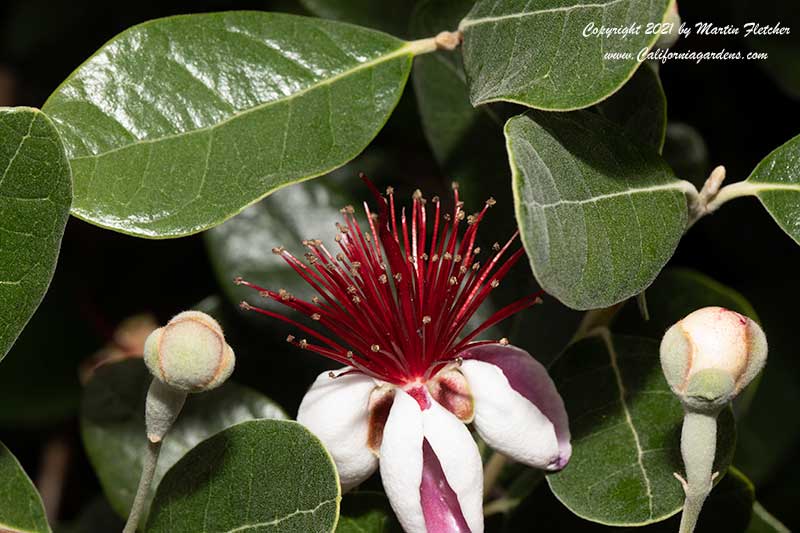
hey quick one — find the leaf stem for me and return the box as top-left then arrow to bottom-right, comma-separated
676,409 -> 719,533
123,439 -> 162,533
703,181 -> 762,212
685,166 -> 765,227
407,31 -> 463,56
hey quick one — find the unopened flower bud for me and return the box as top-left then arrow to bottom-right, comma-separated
144,311 -> 235,393
126,311 -> 236,533
660,306 -> 767,412
655,1 -> 681,49
661,306 -> 767,533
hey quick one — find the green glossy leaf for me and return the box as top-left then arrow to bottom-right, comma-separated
740,133 -> 800,245
147,419 -> 341,533
506,111 -> 691,310
747,502 -> 791,533
336,492 -> 402,533
43,12 -> 416,238
299,0 -> 417,37
81,359 -> 287,524
0,107 -> 71,360
459,0 -> 671,110
595,63 -> 666,153
547,333 -> 736,526
0,440 -> 51,533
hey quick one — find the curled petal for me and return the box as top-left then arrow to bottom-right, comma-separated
380,389 -> 483,533
460,344 -> 571,470
297,369 -> 379,491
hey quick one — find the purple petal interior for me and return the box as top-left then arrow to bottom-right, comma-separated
420,438 -> 472,533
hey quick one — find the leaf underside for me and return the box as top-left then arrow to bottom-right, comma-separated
506,111 -> 689,310
460,0 -> 671,110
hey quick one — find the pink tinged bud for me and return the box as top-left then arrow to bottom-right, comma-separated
459,344 -> 571,470
143,311 -> 234,393
380,390 -> 483,533
660,307 -> 768,402
297,370 -> 379,491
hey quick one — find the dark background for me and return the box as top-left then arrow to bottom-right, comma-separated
1,0 -> 798,530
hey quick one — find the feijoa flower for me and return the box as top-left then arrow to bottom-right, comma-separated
240,178 -> 571,533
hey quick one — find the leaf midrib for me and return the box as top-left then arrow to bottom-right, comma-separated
65,42 -> 415,162
600,329 -> 655,519
528,181 -> 694,209
223,498 -> 338,532
460,0 -> 626,30
746,182 -> 800,193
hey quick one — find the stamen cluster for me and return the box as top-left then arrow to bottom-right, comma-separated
239,177 -> 540,385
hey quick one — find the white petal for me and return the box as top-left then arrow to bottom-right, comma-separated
461,356 -> 563,469
380,389 -> 426,533
297,370 -> 378,491
460,344 -> 571,469
422,399 -> 484,533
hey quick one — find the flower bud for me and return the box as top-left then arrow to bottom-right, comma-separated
144,311 -> 235,393
660,306 -> 767,411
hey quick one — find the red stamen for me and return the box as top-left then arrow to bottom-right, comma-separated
240,177 -> 540,386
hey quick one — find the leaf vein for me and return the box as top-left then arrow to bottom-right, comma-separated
222,498 -> 337,533
600,329 -> 654,518
461,0 -> 626,29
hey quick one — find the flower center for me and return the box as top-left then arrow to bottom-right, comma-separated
239,178 -> 542,386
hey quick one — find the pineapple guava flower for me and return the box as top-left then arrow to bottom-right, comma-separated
239,178 -> 571,533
